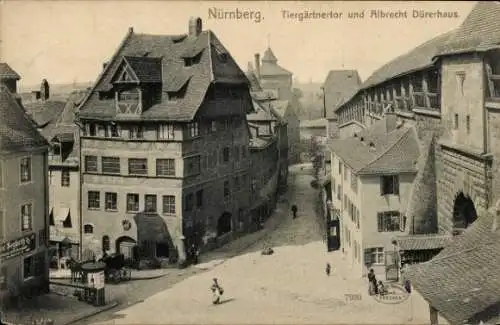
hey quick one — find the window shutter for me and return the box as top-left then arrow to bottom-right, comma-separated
400,215 -> 407,232
380,176 -> 384,195
377,213 -> 382,232
394,176 -> 400,195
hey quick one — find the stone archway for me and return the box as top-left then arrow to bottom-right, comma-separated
115,236 -> 136,261
452,192 -> 478,230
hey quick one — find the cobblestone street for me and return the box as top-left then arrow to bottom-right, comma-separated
84,165 -> 446,325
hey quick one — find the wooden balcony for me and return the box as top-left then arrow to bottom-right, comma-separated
427,92 -> 440,110
412,92 -> 440,112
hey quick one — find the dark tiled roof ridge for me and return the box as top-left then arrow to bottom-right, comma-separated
428,239 -> 499,263
362,30 -> 454,90
78,28 -> 135,112
359,126 -> 412,172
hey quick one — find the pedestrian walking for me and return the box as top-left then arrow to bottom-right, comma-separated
291,204 -> 298,219
211,278 -> 224,305
325,263 -> 331,276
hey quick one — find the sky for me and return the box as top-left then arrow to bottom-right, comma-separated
1,1 -> 476,89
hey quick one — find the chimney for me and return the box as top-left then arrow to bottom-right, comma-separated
103,62 -> 108,70
188,17 -> 203,37
129,27 -> 134,34
254,53 -> 261,80
247,61 -> 254,72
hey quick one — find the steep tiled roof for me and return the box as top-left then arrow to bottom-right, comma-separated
322,70 -> 361,116
259,47 -> 292,76
123,56 -> 163,83
0,63 -> 21,80
395,234 -> 452,251
24,100 -> 66,128
79,28 -> 249,121
0,86 -> 49,154
437,2 -> 500,57
249,136 -> 275,149
269,100 -> 290,119
406,211 -> 500,325
328,118 -> 420,175
246,71 -> 262,92
247,99 -> 276,122
362,31 -> 453,89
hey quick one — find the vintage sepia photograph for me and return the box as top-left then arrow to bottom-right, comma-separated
0,1 -> 499,325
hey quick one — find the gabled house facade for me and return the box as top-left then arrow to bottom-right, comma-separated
0,64 -> 50,305
329,115 -> 420,279
77,18 -> 253,265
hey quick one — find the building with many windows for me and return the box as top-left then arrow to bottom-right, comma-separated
77,18 -> 253,265
327,1 -> 500,298
0,63 -> 50,305
329,115 -> 420,278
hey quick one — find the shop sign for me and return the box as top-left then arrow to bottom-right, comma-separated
0,233 -> 36,260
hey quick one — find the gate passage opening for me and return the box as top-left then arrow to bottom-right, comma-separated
452,192 -> 478,231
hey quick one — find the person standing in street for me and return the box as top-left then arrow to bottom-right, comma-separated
211,278 -> 224,305
367,268 -> 378,295
325,263 -> 331,276
291,204 -> 298,219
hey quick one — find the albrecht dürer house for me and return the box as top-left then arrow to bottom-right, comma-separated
0,63 -> 50,304
326,1 -> 500,285
77,17 -> 260,265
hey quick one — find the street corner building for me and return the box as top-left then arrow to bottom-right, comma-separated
0,63 -> 51,305
76,17 -> 279,266
325,1 -> 500,286
22,80 -> 87,264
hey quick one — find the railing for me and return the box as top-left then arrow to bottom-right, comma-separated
427,92 -> 440,110
413,92 -> 426,108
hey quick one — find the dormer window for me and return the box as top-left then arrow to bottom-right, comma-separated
183,52 -> 202,67
167,83 -> 188,101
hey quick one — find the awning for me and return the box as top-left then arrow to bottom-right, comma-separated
395,234 -> 453,251
55,208 -> 70,225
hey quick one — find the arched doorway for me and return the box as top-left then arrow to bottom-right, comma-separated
452,192 -> 478,230
217,212 -> 232,236
115,236 -> 136,261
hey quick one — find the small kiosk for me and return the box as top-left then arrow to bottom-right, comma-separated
80,261 -> 106,306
